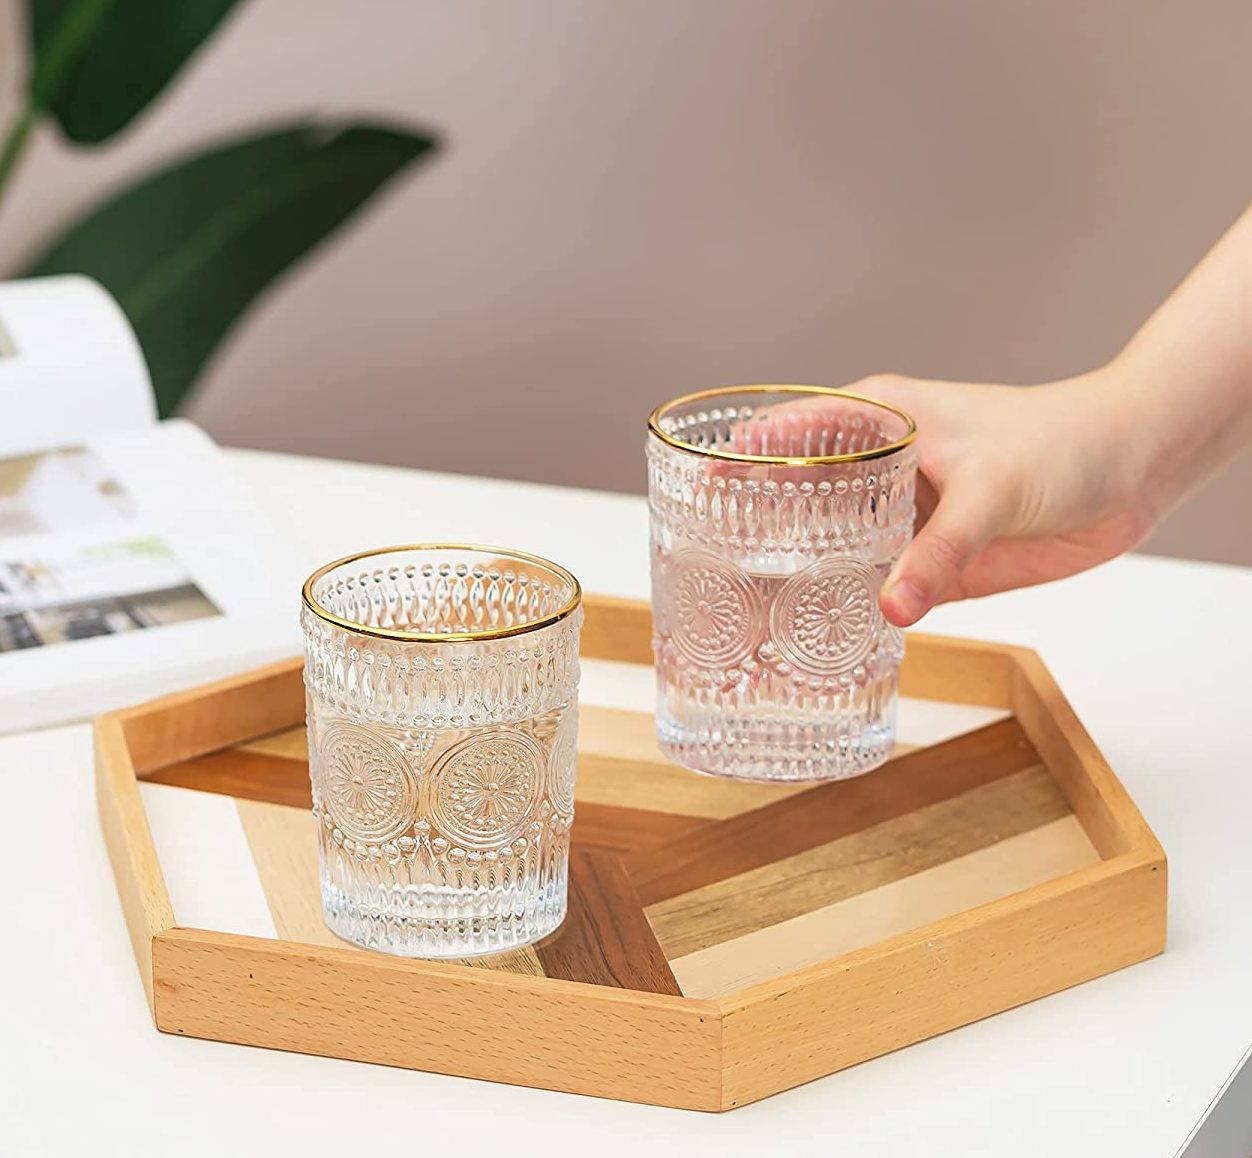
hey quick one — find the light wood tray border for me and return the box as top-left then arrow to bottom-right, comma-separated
95,594 -> 1166,1111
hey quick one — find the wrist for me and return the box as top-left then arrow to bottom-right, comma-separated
1085,353 -> 1235,523
1048,363 -> 1170,526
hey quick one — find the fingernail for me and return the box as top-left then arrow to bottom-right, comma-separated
881,575 -> 925,625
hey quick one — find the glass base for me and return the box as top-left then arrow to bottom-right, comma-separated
655,710 -> 896,783
320,877 -> 567,958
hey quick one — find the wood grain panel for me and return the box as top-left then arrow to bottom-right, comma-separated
578,704 -> 816,818
241,727 -> 308,761
145,749 -> 312,808
235,797 -> 544,975
117,656 -> 304,773
647,764 -> 1067,958
535,849 -> 681,995
897,632 -> 1020,708
236,798 -> 342,949
1012,651 -> 1158,859
152,927 -> 723,1111
577,599 -> 1019,711
573,751 -> 811,820
580,593 -> 654,664
674,815 -> 1099,998
152,707 -> 812,822
573,801 -> 709,853
453,946 -> 546,977
630,718 -> 1039,906
151,747 -> 713,857
233,709 -> 943,802
158,702 -> 943,830
95,716 -> 176,1014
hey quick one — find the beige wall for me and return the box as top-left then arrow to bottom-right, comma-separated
2,0 -> 1249,564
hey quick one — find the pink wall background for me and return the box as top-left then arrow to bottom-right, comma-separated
2,0 -> 1249,563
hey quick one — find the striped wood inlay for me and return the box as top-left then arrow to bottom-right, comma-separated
646,763 -> 1069,959
136,696 -> 1083,1002
148,700 -> 967,829
150,708 -> 821,823
152,747 -> 714,856
670,815 -> 1100,998
628,718 -> 1039,906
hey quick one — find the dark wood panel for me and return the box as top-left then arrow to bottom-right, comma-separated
573,801 -> 710,853
535,848 -> 681,996
142,750 -> 312,809
628,718 -> 1039,906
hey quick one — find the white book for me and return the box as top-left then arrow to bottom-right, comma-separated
0,275 -> 301,734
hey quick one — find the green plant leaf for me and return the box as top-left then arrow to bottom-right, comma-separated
22,121 -> 439,415
29,0 -> 245,144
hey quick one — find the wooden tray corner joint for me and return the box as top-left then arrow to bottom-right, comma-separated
95,593 -> 1166,1112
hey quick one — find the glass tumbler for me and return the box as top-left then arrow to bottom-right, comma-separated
647,386 -> 918,782
300,544 -> 582,957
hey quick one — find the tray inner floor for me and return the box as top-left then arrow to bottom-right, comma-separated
138,701 -> 1100,1000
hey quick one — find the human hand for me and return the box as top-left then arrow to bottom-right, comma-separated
787,367 -> 1162,627
703,206 -> 1252,626
857,204 -> 1252,624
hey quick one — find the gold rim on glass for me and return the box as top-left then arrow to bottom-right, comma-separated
301,542 -> 583,643
647,384 -> 917,465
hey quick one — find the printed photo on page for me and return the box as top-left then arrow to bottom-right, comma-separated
0,277 -> 299,733
0,445 -> 221,652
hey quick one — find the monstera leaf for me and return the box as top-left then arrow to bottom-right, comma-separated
29,0 -> 246,143
23,122 -> 439,415
0,0 -> 242,189
2,1 -> 443,415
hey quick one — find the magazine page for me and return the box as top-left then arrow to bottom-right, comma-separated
0,275 -> 156,457
0,419 -> 302,733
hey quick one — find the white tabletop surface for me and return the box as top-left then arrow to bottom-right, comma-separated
2,448 -> 1250,1157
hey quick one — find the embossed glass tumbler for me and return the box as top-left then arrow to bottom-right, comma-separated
647,386 -> 917,782
301,545 -> 582,957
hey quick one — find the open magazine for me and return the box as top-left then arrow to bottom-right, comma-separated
0,275 -> 301,733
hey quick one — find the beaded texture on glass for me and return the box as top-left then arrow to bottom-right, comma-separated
302,555 -> 580,957
648,398 -> 917,781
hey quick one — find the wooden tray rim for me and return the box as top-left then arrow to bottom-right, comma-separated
95,592 -> 1167,1111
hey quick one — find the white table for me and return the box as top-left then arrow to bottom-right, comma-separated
2,449 -> 1249,1157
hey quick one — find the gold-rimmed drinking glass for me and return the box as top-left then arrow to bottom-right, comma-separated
301,544 -> 582,957
647,385 -> 918,782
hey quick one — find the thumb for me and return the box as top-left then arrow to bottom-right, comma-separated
880,482 -> 1008,627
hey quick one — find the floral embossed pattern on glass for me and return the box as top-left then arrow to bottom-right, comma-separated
301,544 -> 582,957
647,386 -> 917,782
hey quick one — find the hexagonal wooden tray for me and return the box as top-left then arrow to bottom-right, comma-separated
95,594 -> 1165,1111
